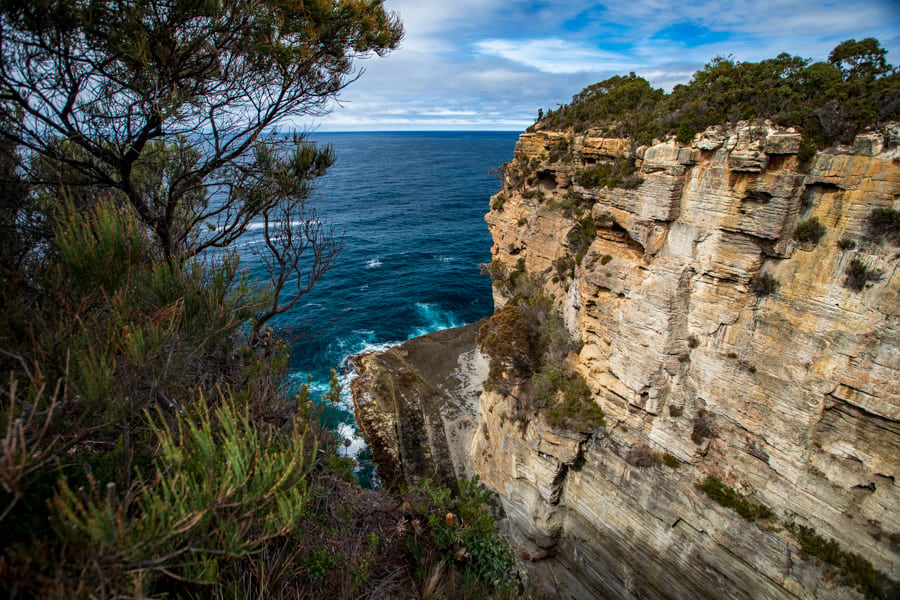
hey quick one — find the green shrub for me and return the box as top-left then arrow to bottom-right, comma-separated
413,478 -> 520,593
798,136 -> 818,165
553,255 -> 576,281
749,272 -> 779,296
543,371 -> 604,431
794,217 -> 826,244
576,156 -> 641,190
787,523 -> 898,600
864,207 -> 900,245
661,454 -> 681,469
695,475 -> 774,521
567,215 -> 598,259
844,256 -> 882,291
837,238 -> 856,250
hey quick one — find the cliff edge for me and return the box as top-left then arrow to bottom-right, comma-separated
353,121 -> 900,599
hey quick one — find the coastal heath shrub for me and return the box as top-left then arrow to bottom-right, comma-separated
52,390 -> 316,591
413,477 -> 520,593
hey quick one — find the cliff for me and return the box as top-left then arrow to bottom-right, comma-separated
353,121 -> 900,599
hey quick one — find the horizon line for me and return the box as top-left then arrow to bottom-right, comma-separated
310,129 -> 525,134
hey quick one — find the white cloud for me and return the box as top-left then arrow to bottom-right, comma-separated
474,38 -> 633,74
308,0 -> 900,131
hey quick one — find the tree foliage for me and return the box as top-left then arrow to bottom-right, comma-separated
538,38 -> 899,148
0,0 -> 402,258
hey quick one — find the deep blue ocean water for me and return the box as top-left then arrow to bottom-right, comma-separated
240,131 -> 518,482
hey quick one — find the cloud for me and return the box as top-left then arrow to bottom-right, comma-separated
474,38 -> 633,74
310,0 -> 900,131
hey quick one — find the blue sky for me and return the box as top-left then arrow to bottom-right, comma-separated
312,0 -> 900,131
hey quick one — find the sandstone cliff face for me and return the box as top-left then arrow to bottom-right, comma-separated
474,121 -> 900,598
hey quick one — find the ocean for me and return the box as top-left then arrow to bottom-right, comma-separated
240,131 -> 519,483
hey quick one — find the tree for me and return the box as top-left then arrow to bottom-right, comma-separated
0,0 -> 402,260
828,37 -> 892,80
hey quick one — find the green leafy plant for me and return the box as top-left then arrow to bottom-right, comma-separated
749,272 -> 779,296
53,392 -> 316,588
787,523 -> 899,599
695,475 -> 774,522
844,256 -> 882,291
864,207 -> 900,245
412,478 -> 520,594
794,217 -> 827,244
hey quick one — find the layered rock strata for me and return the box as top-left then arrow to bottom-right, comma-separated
353,121 -> 900,599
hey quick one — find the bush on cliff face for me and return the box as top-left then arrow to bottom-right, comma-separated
540,369 -> 604,431
794,217 -> 827,244
844,256 -> 882,291
695,475 -> 774,522
749,272 -> 779,297
787,523 -> 900,600
477,303 -> 537,395
865,207 -> 900,245
478,277 -> 601,432
537,38 -> 899,149
575,156 -> 643,190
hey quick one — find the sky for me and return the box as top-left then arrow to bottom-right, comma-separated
312,0 -> 900,132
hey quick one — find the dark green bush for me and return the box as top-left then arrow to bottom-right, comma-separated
567,215 -> 598,259
794,217 -> 827,244
844,256 -> 882,291
661,454 -> 681,468
553,255 -> 576,281
787,523 -> 898,600
576,156 -> 641,190
695,475 -> 774,521
864,207 -> 900,245
749,272 -> 779,296
543,371 -> 605,431
837,238 -> 856,250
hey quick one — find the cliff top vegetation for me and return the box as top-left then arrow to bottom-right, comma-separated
536,38 -> 900,149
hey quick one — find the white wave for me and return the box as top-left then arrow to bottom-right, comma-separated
335,421 -> 368,459
244,219 -> 323,232
365,258 -> 382,269
438,256 -> 455,262
411,302 -> 461,337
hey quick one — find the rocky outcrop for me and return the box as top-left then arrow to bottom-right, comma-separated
353,121 -> 900,598
351,322 -> 487,490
